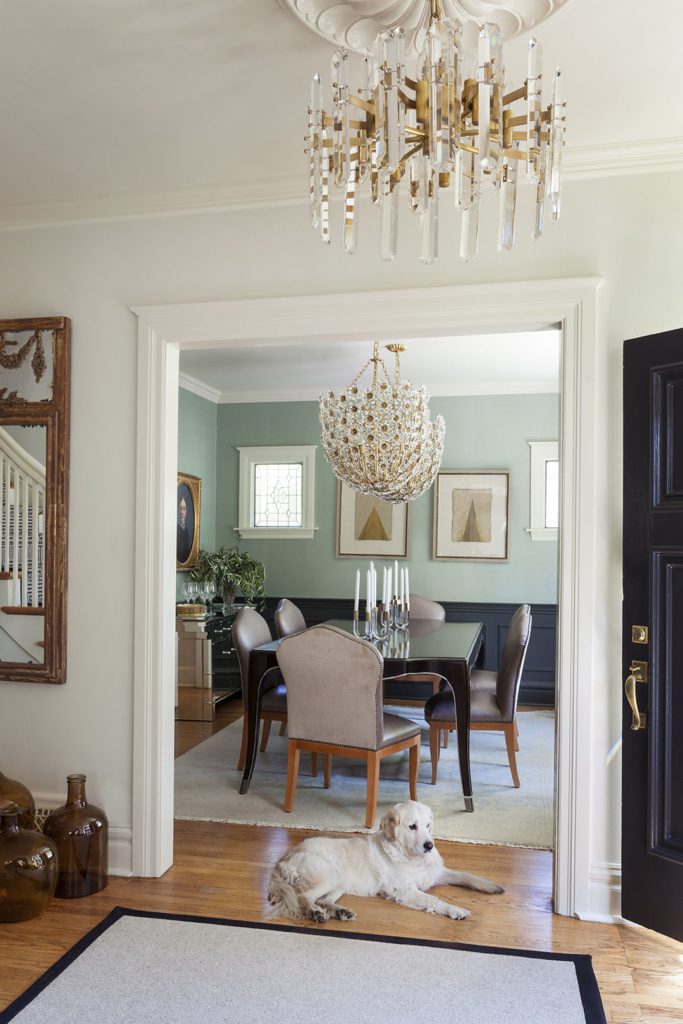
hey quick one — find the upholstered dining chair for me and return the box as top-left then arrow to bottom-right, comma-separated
424,606 -> 532,788
407,594 -> 446,621
276,624 -> 421,828
274,598 -> 306,639
231,608 -> 317,774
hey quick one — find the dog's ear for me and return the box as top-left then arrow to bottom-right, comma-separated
380,808 -> 400,841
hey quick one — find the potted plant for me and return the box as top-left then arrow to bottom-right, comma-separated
190,547 -> 266,611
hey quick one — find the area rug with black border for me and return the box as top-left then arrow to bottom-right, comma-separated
0,906 -> 606,1024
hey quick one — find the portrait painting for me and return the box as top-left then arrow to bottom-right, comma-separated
433,471 -> 509,561
336,480 -> 409,558
176,472 -> 201,570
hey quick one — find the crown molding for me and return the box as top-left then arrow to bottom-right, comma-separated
0,138 -> 679,232
215,380 -> 559,403
178,372 -> 221,404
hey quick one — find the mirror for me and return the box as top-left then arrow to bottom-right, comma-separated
0,318 -> 70,683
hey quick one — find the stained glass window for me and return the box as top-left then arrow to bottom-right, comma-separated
253,463 -> 303,528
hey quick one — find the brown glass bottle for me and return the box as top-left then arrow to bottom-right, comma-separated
0,770 -> 35,830
0,802 -> 57,922
43,775 -> 108,898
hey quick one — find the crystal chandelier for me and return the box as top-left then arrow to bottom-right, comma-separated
305,0 -> 566,262
319,342 -> 445,503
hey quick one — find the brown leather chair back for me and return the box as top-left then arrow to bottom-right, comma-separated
231,607 -> 272,711
496,607 -> 532,721
276,625 -> 384,750
274,598 -> 306,639
408,594 -> 445,621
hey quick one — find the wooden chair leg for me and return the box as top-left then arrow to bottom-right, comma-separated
443,729 -> 449,749
279,721 -> 287,736
324,754 -> 332,789
237,716 -> 249,771
514,719 -> 520,751
365,751 -> 381,828
259,718 -> 272,753
311,752 -> 318,777
408,739 -> 419,800
284,740 -> 301,811
504,724 -> 520,788
429,725 -> 441,784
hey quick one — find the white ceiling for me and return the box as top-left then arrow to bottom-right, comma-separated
0,0 -> 681,225
179,329 -> 561,402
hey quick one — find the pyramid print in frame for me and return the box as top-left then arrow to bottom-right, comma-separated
336,481 -> 408,558
433,471 -> 509,561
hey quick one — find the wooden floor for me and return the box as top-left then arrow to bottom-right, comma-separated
0,705 -> 680,1022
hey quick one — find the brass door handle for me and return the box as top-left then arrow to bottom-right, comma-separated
625,673 -> 647,730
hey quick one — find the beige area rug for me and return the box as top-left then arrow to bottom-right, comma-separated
174,707 -> 555,848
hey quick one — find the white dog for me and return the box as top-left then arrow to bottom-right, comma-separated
267,800 -> 503,923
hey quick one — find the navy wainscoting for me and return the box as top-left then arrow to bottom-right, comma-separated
262,598 -> 557,707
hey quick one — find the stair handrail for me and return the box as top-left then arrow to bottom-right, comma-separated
0,426 -> 46,486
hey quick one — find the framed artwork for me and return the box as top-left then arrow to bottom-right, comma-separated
176,472 -> 201,570
336,481 -> 409,558
433,470 -> 510,561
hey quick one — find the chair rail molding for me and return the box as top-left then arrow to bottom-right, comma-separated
133,276 -> 602,919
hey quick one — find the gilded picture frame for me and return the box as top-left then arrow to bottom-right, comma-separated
176,472 -> 201,570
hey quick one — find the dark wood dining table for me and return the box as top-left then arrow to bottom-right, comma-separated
238,618 -> 485,812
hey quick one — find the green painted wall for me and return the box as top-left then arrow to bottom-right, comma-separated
214,394 -> 559,604
176,388 -> 217,599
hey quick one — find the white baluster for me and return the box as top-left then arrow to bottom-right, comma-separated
22,475 -> 29,607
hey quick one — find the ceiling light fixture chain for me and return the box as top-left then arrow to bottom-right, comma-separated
305,0 -> 566,263
319,341 -> 445,504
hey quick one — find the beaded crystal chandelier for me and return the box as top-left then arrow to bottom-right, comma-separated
319,342 -> 445,503
305,0 -> 565,262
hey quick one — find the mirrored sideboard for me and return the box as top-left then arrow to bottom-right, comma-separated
175,609 -> 242,722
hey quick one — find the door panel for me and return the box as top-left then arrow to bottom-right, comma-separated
623,327 -> 683,941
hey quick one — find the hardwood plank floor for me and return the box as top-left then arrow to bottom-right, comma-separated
0,709 -> 679,1022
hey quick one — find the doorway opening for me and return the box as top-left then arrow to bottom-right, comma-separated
173,329 -> 560,854
132,279 -> 600,918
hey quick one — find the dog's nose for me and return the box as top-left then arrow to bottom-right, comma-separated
423,841 -> 434,852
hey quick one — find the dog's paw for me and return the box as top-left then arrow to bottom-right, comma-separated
309,907 -> 330,924
476,880 -> 504,894
334,907 -> 356,922
446,905 -> 471,920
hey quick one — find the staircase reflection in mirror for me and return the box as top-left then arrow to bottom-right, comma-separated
0,425 -> 46,664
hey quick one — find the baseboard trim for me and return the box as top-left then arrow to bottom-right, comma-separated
33,792 -> 132,878
579,861 -> 622,922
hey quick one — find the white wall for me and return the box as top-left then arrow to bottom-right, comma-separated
0,172 -> 680,896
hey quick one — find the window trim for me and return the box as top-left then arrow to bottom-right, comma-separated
527,440 -> 559,542
236,445 -> 317,539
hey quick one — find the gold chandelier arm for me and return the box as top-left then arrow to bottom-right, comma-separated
430,0 -> 442,22
349,94 -> 375,115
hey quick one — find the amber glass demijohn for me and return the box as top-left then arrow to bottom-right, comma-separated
44,774 -> 108,898
0,770 -> 35,829
0,802 -> 57,922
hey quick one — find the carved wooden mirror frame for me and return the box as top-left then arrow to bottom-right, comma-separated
0,317 -> 70,683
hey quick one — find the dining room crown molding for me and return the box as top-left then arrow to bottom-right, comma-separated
277,0 -> 573,56
0,138 -> 680,232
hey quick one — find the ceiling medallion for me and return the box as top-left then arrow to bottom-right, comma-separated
319,341 -> 445,503
305,0 -> 566,263
281,0 -> 573,57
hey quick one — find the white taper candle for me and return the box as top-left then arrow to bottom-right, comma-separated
405,568 -> 410,610
394,560 -> 399,598
354,569 -> 360,612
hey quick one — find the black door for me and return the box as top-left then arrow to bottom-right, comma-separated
623,328 -> 683,941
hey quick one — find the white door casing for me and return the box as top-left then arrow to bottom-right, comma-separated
132,277 -> 601,918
